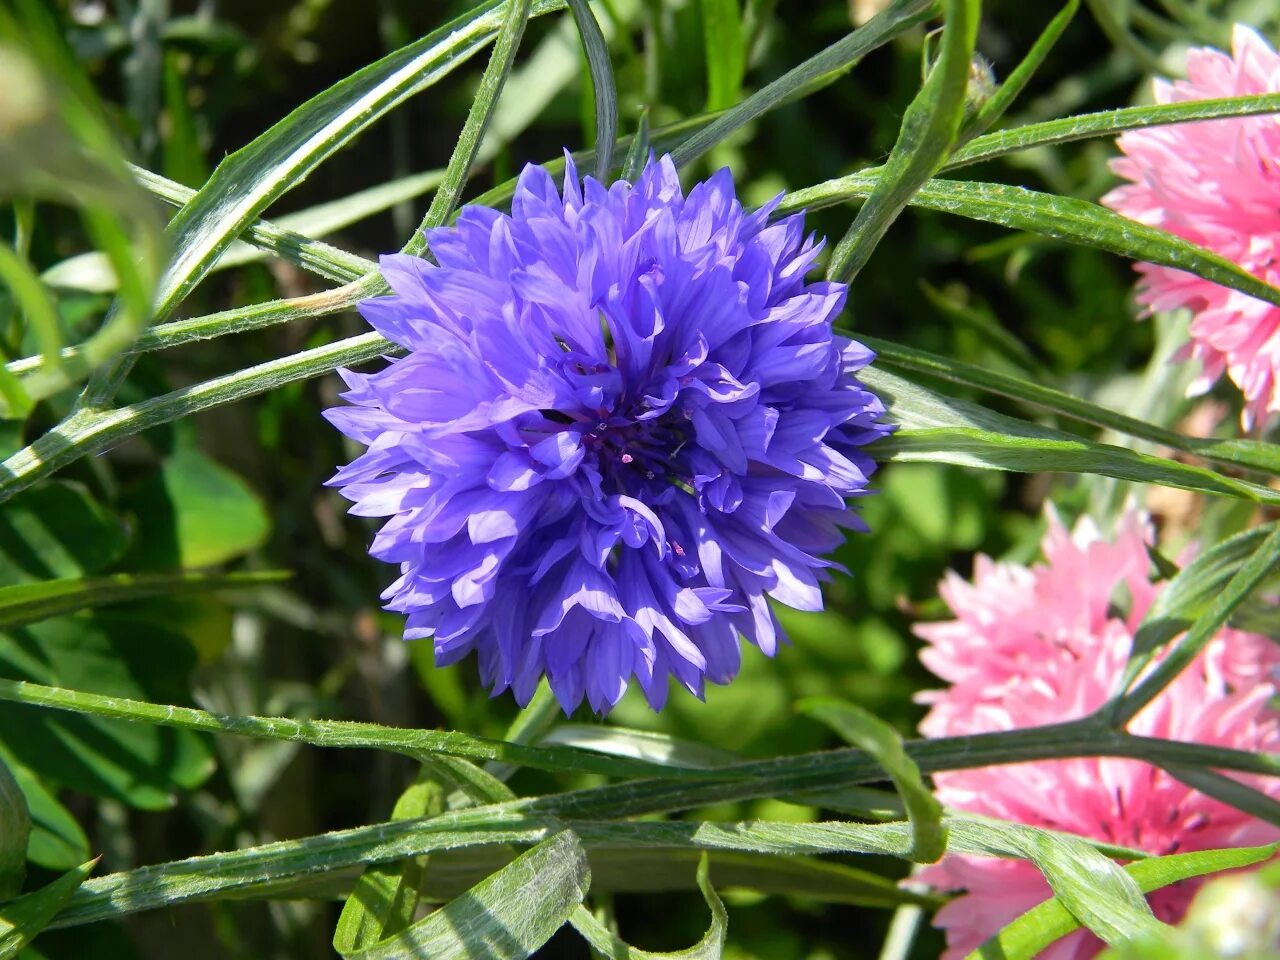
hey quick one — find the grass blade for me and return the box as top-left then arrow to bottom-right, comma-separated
1109,523 -> 1280,727
862,368 -> 1280,507
700,0 -> 745,111
0,758 -> 28,898
787,177 -> 1280,314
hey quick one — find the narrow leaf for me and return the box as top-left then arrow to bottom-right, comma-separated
700,0 -> 745,111
828,0 -> 979,281
789,176 -> 1280,313
565,0 -> 618,180
334,772 -> 446,953
1160,766 -> 1280,829
342,830 -> 589,960
950,91 -> 1280,170
797,698 -> 946,863
570,853 -> 726,959
0,570 -> 289,631
0,678 -> 711,782
952,820 -> 1163,947
670,0 -> 936,169
0,758 -> 29,898
969,844 -> 1277,960
862,367 -> 1280,507
0,860 -> 95,959
961,0 -> 1078,139
1110,523 -> 1280,726
863,335 -> 1280,476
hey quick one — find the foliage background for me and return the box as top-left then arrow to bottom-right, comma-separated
1,0 -> 1278,958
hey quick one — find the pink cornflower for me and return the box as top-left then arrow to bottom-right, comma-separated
1102,24 -> 1280,429
915,509 -> 1280,960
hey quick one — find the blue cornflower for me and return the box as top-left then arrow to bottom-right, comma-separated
325,155 -> 892,714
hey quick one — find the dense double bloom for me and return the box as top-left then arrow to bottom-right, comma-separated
916,510 -> 1280,960
1103,24 -> 1280,428
326,155 -> 891,713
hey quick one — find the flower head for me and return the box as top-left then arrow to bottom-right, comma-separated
915,509 -> 1280,960
1102,24 -> 1280,428
325,155 -> 891,714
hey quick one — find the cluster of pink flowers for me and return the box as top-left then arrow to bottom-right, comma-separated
1102,24 -> 1280,429
915,509 -> 1280,960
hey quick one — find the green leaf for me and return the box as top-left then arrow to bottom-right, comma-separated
971,844 -> 1277,960
0,756 -> 28,898
145,0 -> 557,327
787,176 -> 1280,313
40,163 -> 408,293
120,446 -> 269,569
403,0 -> 533,253
0,4 -> 164,404
0,570 -> 288,632
862,368 -> 1280,506
1114,525 -> 1276,692
566,0 -> 618,180
580,847 -> 934,909
700,0 -> 744,112
0,860 -> 95,960
334,772 -> 446,954
620,111 -> 651,182
570,853 -> 726,959
0,617 -> 214,809
542,725 -> 744,770
863,336 -> 1280,476
941,819 -> 1164,947
0,482 -> 127,584
0,678 -> 715,782
1109,523 -> 1280,726
0,752 -> 88,872
342,830 -> 590,960
400,844 -> 931,909
796,698 -> 945,863
1159,766 -> 1280,829
40,813 -> 1215,931
827,0 -> 979,281
670,0 -> 937,169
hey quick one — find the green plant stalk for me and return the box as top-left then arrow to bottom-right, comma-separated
2,679 -> 1276,790
402,0 -> 532,256
947,92 -> 1280,169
